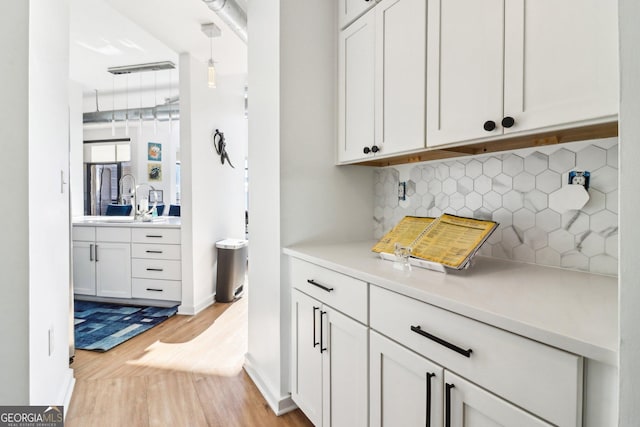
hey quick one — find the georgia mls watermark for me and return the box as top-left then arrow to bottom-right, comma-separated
0,406 -> 63,427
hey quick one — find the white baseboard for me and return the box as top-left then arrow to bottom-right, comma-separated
177,294 -> 214,316
59,368 -> 75,419
244,355 -> 297,416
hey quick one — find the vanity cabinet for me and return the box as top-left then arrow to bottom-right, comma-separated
290,259 -> 368,427
338,0 -> 426,163
72,226 -> 131,298
426,0 -> 618,148
131,228 -> 182,302
370,285 -> 583,427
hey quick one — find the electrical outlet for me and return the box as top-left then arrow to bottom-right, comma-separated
568,171 -> 590,190
398,181 -> 407,201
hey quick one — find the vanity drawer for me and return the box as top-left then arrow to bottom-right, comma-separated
370,285 -> 582,427
72,226 -> 95,242
132,243 -> 181,260
132,278 -> 181,301
132,228 -> 180,244
96,227 -> 131,243
290,258 -> 367,324
132,259 -> 181,281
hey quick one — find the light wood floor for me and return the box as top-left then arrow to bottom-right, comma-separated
66,295 -> 312,427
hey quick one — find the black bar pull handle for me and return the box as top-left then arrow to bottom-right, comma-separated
146,250 -> 163,254
410,325 -> 472,358
89,244 -> 94,261
146,235 -> 163,238
146,268 -> 164,272
95,244 -> 99,262
313,306 -> 320,348
320,310 -> 327,353
307,279 -> 334,293
426,372 -> 435,427
445,383 -> 455,427
146,288 -> 163,292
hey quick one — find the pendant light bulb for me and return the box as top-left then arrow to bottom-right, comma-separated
208,59 -> 217,89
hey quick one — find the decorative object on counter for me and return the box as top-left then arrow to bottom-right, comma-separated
212,128 -> 235,168
134,183 -> 158,221
373,214 -> 498,271
74,300 -> 178,352
168,205 -> 181,217
148,163 -> 162,181
148,142 -> 162,161
392,243 -> 412,272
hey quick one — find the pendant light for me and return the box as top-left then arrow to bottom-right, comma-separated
125,74 -> 129,136
153,70 -> 158,135
111,75 -> 116,136
168,69 -> 173,134
201,23 -> 221,89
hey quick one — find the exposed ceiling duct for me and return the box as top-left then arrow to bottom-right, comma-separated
202,0 -> 247,44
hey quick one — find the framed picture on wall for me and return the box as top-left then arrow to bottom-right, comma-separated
148,163 -> 162,181
148,142 -> 162,161
149,190 -> 163,203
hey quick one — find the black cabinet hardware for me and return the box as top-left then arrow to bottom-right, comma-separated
363,146 -> 371,154
371,145 -> 380,153
307,279 -> 334,292
501,116 -> 515,128
89,244 -> 94,261
445,383 -> 455,427
146,250 -> 163,254
410,325 -> 472,358
146,235 -> 163,238
313,306 -> 320,348
146,288 -> 163,292
426,372 -> 435,427
95,245 -> 99,262
483,120 -> 496,131
320,311 -> 327,353
146,268 -> 164,272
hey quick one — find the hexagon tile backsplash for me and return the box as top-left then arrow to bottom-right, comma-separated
374,138 -> 618,276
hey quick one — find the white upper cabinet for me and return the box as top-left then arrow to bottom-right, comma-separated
339,0 -> 378,29
338,0 -> 427,163
427,0 -> 618,148
338,10 -> 376,163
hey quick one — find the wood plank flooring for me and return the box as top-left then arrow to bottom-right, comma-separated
66,295 -> 312,427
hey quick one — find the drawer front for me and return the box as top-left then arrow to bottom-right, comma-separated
132,259 -> 181,281
132,278 -> 181,301
370,286 -> 582,427
96,227 -> 131,243
132,243 -> 181,260
290,258 -> 367,324
132,228 -> 181,244
72,226 -> 95,242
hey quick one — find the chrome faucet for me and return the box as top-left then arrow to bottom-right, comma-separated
134,182 -> 157,220
118,174 -> 136,206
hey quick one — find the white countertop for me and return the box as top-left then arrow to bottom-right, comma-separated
73,216 -> 181,228
284,241 -> 618,365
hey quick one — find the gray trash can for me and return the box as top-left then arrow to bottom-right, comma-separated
215,239 -> 248,302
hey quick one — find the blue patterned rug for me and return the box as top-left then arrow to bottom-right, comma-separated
74,300 -> 179,352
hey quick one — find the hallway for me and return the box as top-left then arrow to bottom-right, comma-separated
66,296 -> 311,427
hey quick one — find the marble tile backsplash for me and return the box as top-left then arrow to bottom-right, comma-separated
374,138 -> 618,276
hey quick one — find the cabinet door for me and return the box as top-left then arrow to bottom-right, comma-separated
72,241 -> 96,296
426,0 -> 505,147
370,331 -> 443,427
339,0 -> 377,29
338,8 -> 376,163
503,0 -> 618,135
445,371 -> 552,427
291,290 -> 323,426
322,306 -> 368,427
375,0 -> 426,155
95,242 -> 131,299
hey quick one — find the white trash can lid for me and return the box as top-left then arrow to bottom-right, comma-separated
216,238 -> 248,249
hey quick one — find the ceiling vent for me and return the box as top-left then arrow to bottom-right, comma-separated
202,0 -> 247,44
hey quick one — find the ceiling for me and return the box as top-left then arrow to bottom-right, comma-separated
69,0 -> 248,98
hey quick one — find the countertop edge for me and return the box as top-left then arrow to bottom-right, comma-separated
283,243 -> 618,366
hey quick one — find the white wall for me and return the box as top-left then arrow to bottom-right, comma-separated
0,0 -> 74,405
70,81 -> 85,216
179,52 -> 247,314
618,0 -> 639,424
0,0 -> 31,404
246,0 -> 374,414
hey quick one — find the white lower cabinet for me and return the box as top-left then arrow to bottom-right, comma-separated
290,257 -> 368,427
94,242 -> 132,298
